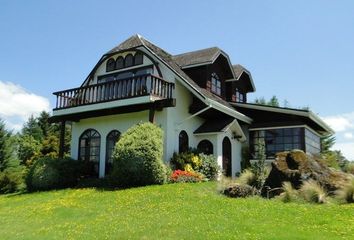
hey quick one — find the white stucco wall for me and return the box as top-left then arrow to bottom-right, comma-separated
68,47 -> 245,178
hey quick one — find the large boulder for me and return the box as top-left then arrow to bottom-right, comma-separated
262,150 -> 351,197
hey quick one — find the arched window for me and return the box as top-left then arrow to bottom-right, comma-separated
178,130 -> 189,153
197,140 -> 213,155
124,54 -> 134,67
134,52 -> 143,65
115,56 -> 124,70
79,129 -> 100,177
105,130 -> 121,174
106,58 -> 115,72
222,137 -> 232,177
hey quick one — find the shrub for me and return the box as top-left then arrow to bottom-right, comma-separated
223,183 -> 255,198
344,162 -> 354,175
279,182 -> 299,203
110,122 -> 166,187
0,167 -> 25,194
170,151 -> 199,171
299,180 -> 327,204
336,178 -> 354,203
26,157 -> 82,191
198,154 -> 219,180
237,169 -> 257,187
170,170 -> 203,183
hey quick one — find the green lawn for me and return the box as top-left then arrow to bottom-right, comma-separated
0,182 -> 353,240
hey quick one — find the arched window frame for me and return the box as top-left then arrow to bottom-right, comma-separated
106,58 -> 115,72
134,52 -> 143,65
115,56 -> 124,70
124,54 -> 134,68
178,130 -> 189,153
222,136 -> 232,177
197,139 -> 214,155
78,129 -> 101,163
105,130 -> 121,174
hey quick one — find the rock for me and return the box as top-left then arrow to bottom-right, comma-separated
223,184 -> 255,198
262,150 -> 351,198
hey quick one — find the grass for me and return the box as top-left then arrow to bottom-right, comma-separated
0,182 -> 354,240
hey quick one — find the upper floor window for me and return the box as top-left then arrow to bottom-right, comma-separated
134,52 -> 143,65
211,73 -> 221,95
235,88 -> 245,103
115,56 -> 124,70
124,54 -> 134,67
106,58 -> 115,72
106,52 -> 145,72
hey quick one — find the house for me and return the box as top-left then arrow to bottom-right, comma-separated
49,34 -> 333,178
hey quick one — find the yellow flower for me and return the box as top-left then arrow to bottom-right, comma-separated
184,164 -> 194,172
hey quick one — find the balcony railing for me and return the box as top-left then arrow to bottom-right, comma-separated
53,74 -> 175,110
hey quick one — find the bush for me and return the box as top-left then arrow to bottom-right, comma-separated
0,167 -> 25,194
223,183 -> 255,198
198,154 -> 219,180
279,182 -> 299,203
170,152 -> 219,180
26,157 -> 82,191
110,122 -> 166,187
170,170 -> 203,183
344,162 -> 354,175
299,180 -> 327,204
237,169 -> 257,187
336,178 -> 354,203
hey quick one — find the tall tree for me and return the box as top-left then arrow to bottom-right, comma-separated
22,115 -> 43,141
37,111 -> 52,139
267,95 -> 280,107
321,134 -> 336,153
0,120 -> 13,171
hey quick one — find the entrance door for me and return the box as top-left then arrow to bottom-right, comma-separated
222,137 -> 232,177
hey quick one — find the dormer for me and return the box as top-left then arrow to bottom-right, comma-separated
173,47 -> 235,99
226,64 -> 256,103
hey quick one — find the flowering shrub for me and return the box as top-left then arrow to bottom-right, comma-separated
170,151 -> 219,181
170,170 -> 203,183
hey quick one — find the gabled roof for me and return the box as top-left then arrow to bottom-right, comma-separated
194,117 -> 246,141
228,64 -> 256,92
172,47 -> 221,68
172,47 -> 237,80
103,34 -> 252,124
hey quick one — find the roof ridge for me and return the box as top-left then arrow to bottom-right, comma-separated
173,46 -> 220,57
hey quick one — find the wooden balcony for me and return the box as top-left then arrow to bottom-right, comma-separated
53,74 -> 175,110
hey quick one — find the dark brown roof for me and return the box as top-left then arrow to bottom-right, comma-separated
194,117 -> 235,134
104,35 -> 252,123
172,47 -> 220,67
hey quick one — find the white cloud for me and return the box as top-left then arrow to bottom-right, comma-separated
0,81 -> 50,132
322,112 -> 354,132
344,132 -> 354,139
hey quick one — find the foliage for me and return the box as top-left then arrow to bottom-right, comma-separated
0,120 -> 13,171
223,183 -> 255,198
237,169 -> 257,187
320,134 -> 336,153
344,162 -> 354,175
268,95 -> 280,107
0,167 -> 25,194
170,170 -> 203,183
170,151 -> 219,180
320,150 -> 348,170
279,182 -> 299,203
336,178 -> 354,203
299,180 -> 327,204
251,138 -> 268,189
17,134 -> 41,166
197,154 -> 219,180
26,157 -> 82,191
22,115 -> 44,142
110,122 -> 167,187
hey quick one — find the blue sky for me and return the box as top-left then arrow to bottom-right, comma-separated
0,0 -> 353,159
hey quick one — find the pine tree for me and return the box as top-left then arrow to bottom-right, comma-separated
268,95 -> 280,107
0,120 -> 12,171
22,115 -> 43,141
